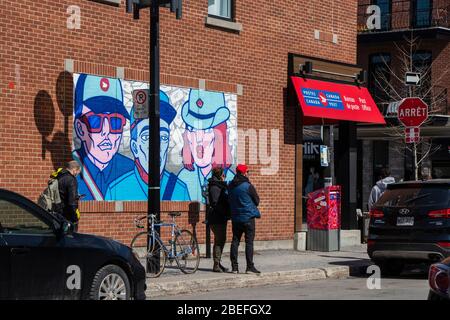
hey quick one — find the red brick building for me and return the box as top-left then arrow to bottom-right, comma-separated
356,0 -> 450,210
1,0 -> 361,248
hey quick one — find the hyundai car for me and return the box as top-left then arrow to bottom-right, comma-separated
367,180 -> 450,276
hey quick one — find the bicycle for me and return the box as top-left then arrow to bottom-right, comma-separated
130,212 -> 200,278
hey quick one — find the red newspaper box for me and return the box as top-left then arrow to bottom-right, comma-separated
306,185 -> 341,251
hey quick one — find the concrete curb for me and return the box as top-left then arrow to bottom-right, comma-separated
146,266 -> 352,298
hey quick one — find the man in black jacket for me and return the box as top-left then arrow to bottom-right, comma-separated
207,167 -> 231,272
56,161 -> 82,230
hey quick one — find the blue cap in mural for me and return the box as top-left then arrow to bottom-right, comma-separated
74,74 -> 130,120
130,90 -> 177,130
181,89 -> 230,130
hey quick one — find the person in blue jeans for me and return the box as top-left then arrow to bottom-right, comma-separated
228,164 -> 261,274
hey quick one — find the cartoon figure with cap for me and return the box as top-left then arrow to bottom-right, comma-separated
105,91 -> 190,201
73,74 -> 134,201
177,89 -> 235,203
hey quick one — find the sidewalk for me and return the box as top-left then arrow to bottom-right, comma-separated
146,244 -> 373,298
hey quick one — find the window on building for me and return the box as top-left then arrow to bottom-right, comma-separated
369,53 -> 392,105
373,0 -> 391,30
413,0 -> 432,28
208,0 -> 233,20
412,51 -> 432,105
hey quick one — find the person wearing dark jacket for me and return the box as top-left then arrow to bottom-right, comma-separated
56,161 -> 82,230
228,164 -> 261,274
207,167 -> 231,273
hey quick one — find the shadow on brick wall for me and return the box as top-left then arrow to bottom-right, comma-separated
283,86 -> 296,145
34,72 -> 73,169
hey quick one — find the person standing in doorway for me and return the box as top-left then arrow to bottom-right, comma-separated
207,167 -> 231,273
228,164 -> 261,274
368,167 -> 395,210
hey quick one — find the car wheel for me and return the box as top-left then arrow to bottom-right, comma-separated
428,290 -> 447,301
89,264 -> 131,300
378,260 -> 404,277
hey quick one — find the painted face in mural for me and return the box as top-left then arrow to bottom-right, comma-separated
131,118 -> 150,174
160,119 -> 170,177
131,119 -> 171,177
75,105 -> 125,166
185,125 -> 215,168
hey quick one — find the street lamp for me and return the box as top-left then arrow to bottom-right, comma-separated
126,0 -> 182,275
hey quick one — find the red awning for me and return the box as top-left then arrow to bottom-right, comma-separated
291,76 -> 386,125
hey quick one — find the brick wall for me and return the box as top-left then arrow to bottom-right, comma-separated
1,0 -> 358,245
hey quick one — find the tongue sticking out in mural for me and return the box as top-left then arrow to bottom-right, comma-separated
177,89 -> 235,203
73,74 -> 237,203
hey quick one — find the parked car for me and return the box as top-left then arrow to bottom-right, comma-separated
428,257 -> 450,300
367,179 -> 450,276
0,188 -> 146,300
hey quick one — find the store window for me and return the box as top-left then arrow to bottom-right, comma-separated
208,0 -> 233,20
413,0 -> 432,28
369,53 -> 391,105
373,0 -> 391,30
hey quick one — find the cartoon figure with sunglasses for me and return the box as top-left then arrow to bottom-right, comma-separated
72,74 -> 134,201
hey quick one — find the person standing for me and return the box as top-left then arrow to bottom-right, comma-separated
228,164 -> 261,274
56,161 -> 82,231
207,167 -> 231,273
368,167 -> 395,210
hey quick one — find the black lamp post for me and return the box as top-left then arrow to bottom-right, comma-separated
126,0 -> 182,274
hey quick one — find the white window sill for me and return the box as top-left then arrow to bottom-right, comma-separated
205,16 -> 243,33
90,0 -> 120,6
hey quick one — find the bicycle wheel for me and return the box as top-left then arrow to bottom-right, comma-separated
130,232 -> 166,278
174,229 -> 200,274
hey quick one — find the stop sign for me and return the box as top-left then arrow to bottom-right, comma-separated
397,97 -> 428,127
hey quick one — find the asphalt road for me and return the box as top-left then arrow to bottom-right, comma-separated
154,266 -> 431,300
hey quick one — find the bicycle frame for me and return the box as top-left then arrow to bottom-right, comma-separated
149,214 -> 186,260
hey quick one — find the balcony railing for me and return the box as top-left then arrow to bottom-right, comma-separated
358,1 -> 449,33
380,86 -> 448,117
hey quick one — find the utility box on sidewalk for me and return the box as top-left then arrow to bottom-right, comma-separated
306,186 -> 341,252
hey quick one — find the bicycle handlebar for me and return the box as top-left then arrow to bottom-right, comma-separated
133,214 -> 159,229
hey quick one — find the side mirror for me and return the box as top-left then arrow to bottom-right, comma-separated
61,220 -> 74,235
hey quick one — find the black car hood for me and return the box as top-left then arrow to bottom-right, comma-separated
69,232 -> 132,258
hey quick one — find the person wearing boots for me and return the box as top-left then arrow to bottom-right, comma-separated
207,167 -> 231,272
228,164 -> 261,274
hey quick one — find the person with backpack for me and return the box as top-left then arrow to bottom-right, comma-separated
207,167 -> 231,273
368,167 -> 395,210
39,161 -> 82,231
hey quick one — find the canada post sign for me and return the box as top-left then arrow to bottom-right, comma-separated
301,89 -> 344,110
291,76 -> 386,124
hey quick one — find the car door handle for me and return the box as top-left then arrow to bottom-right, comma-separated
11,247 -> 30,255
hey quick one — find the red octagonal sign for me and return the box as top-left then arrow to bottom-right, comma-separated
397,97 -> 428,127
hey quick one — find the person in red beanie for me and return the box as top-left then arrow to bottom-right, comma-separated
228,164 -> 261,274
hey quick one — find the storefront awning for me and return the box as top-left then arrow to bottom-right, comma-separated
291,76 -> 386,125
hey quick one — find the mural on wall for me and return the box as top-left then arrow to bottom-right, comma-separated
72,73 -> 237,203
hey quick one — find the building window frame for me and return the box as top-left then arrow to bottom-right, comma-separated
411,0 -> 433,28
372,0 -> 392,31
368,52 -> 392,106
208,0 -> 235,22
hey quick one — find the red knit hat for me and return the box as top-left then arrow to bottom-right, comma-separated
236,164 -> 248,174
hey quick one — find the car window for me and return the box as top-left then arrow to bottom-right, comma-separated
377,187 -> 449,207
0,199 -> 53,235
